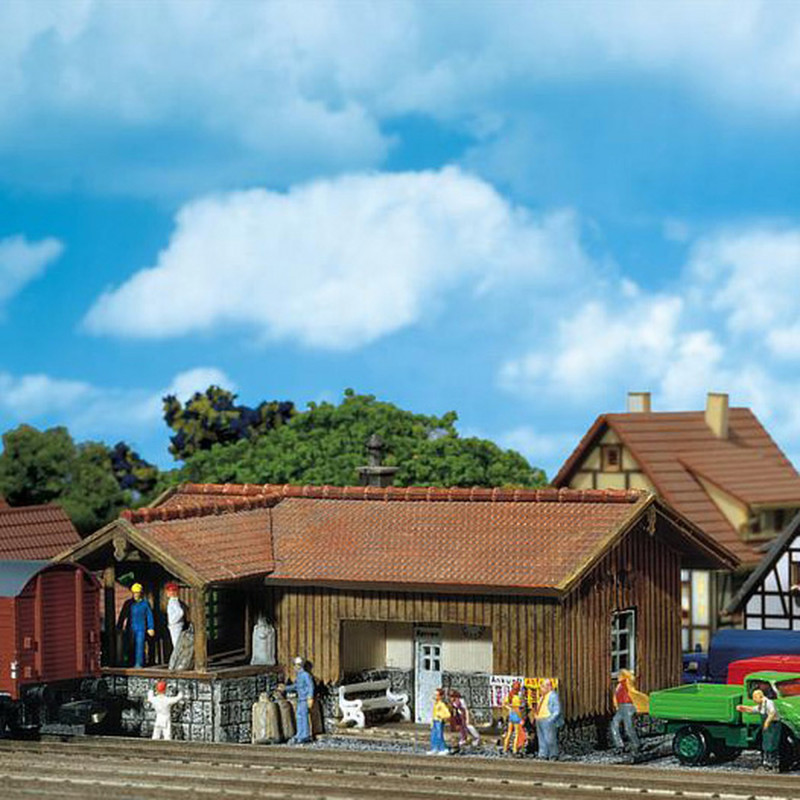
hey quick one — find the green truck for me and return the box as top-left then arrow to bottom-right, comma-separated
650,671 -> 800,768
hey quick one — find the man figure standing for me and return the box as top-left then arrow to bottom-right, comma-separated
147,679 -> 183,740
117,582 -> 155,668
165,582 -> 186,649
283,656 -> 315,744
610,669 -> 648,754
534,679 -> 563,760
737,688 -> 783,771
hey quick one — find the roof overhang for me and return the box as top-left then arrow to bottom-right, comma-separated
53,518 -> 206,587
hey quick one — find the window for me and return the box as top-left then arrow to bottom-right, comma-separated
611,609 -> 636,675
601,445 -> 622,472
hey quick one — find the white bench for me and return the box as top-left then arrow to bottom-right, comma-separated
338,679 -> 411,729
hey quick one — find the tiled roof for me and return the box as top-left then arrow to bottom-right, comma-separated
131,507 -> 274,584
266,493 -> 645,591
0,503 -> 80,560
553,409 -> 800,566
118,482 -> 735,591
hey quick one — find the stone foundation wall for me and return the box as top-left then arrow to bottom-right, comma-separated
107,673 -> 280,743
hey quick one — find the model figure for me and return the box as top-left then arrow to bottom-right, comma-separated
147,679 -> 183,740
534,678 -> 562,759
428,688 -> 451,755
117,582 -> 155,667
283,656 -> 315,743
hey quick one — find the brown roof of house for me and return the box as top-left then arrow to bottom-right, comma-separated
127,507 -> 274,584
553,409 -> 800,566
0,503 -> 80,560
120,482 -> 735,592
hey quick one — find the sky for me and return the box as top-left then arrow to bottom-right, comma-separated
1,0 -> 800,478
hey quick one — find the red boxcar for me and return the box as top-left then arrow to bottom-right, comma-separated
727,655 -> 800,685
0,561 -> 101,701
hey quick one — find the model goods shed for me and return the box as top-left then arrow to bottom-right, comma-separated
57,484 -> 736,734
0,561 -> 101,700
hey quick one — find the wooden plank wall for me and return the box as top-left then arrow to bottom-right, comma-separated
562,517 -> 682,720
263,585 -> 560,686
263,516 -> 682,722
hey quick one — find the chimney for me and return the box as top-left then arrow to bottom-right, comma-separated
0,495 -> 7,509
627,392 -> 652,413
705,392 -> 729,439
357,434 -> 398,488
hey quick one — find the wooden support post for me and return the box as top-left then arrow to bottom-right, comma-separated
192,586 -> 207,672
103,566 -> 116,667
244,593 -> 252,663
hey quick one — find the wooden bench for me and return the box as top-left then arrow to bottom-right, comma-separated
338,679 -> 411,728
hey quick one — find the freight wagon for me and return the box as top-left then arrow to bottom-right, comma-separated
0,560 -> 107,734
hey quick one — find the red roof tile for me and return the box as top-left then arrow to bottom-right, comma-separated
122,483 -> 734,591
0,503 -> 80,560
553,408 -> 800,566
265,494 -> 646,591
134,508 -> 274,583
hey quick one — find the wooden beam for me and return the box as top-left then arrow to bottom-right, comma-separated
102,567 -> 116,667
192,587 -> 207,672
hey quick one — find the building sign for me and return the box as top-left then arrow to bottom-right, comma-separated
490,675 -> 559,708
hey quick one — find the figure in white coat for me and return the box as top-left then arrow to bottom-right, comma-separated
165,582 -> 186,648
148,679 -> 183,740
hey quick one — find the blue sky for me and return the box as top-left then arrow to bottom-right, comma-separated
2,0 -> 800,478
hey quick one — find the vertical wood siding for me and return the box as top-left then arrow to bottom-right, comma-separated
263,516 -> 682,721
562,517 -> 682,719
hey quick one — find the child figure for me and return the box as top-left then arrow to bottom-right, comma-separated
147,679 -> 184,740
428,688 -> 451,755
449,690 -> 481,748
502,680 -> 527,755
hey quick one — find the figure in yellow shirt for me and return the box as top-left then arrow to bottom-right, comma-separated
428,688 -> 451,755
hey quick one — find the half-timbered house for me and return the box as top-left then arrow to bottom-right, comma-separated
727,511 -> 800,631
553,392 -> 800,650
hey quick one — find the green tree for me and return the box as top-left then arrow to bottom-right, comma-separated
109,441 -> 160,497
163,385 -> 294,460
173,390 -> 546,488
0,425 -> 132,535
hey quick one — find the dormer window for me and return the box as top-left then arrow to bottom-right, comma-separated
601,445 -> 622,472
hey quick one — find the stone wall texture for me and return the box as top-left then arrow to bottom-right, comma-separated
109,673 -> 280,743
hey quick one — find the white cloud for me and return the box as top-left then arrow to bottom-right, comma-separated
1,1 -> 799,195
500,292 -> 686,398
0,235 -> 64,306
687,225 -> 800,356
0,366 -> 234,444
83,168 -> 590,349
498,219 -> 800,468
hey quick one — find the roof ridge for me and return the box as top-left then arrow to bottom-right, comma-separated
122,495 -> 281,524
170,482 -> 645,505
0,503 -> 66,514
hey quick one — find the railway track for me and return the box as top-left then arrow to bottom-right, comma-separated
0,737 -> 798,800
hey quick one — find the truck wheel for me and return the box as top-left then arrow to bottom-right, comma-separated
672,726 -> 710,766
711,741 -> 739,763
779,729 -> 799,772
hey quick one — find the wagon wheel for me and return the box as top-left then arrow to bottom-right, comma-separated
672,725 -> 711,766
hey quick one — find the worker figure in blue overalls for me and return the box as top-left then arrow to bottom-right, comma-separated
283,656 -> 315,743
118,582 -> 155,667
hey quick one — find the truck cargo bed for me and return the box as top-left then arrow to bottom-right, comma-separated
650,683 -> 743,724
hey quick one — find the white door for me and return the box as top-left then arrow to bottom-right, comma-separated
414,627 -> 442,723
